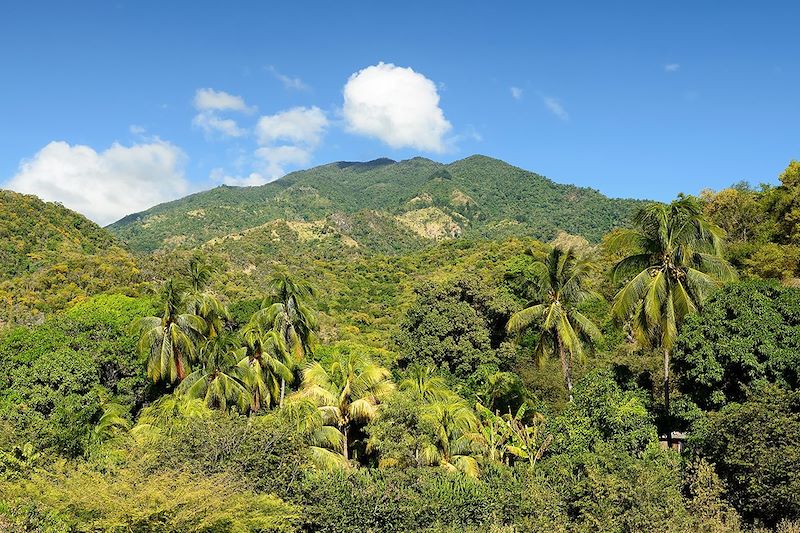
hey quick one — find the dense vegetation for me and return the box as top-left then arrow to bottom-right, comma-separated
108,155 -> 644,252
1,159 -> 800,531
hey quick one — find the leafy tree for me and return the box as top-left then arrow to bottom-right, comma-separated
396,278 -> 510,378
610,195 -> 735,438
133,279 -> 206,383
507,246 -> 603,400
673,280 -> 800,409
695,386 -> 800,525
296,346 -> 394,463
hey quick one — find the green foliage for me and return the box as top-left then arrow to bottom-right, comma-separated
0,294 -> 153,456
0,461 -> 300,532
674,281 -> 800,409
396,277 -> 513,378
694,386 -> 800,526
109,155 -> 643,253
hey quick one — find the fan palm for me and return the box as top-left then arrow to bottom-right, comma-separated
609,195 -> 736,439
297,350 -> 394,461
506,246 -> 602,401
133,279 -> 206,383
178,334 -> 250,413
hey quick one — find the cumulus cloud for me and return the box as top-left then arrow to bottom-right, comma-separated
510,86 -> 523,100
5,140 -> 188,225
342,62 -> 452,152
256,106 -> 328,146
193,88 -> 252,112
192,112 -> 246,138
543,96 -> 569,121
267,66 -> 310,91
210,168 -> 269,187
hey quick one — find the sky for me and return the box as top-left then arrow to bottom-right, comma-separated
1,1 -> 799,225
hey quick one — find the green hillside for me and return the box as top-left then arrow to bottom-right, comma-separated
0,190 -> 142,324
108,155 -> 644,252
0,190 -> 118,279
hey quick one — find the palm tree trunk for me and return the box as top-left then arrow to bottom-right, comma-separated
342,424 -> 349,461
557,335 -> 573,402
664,348 -> 672,448
664,349 -> 672,450
175,349 -> 186,381
280,378 -> 286,408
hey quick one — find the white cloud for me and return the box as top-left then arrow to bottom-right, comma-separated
267,66 -> 310,91
210,167 -> 269,187
543,96 -> 569,121
256,106 -> 328,146
192,112 -> 246,138
664,63 -> 680,73
342,62 -> 452,153
255,145 -> 312,178
193,88 -> 252,112
510,86 -> 523,100
5,140 -> 188,225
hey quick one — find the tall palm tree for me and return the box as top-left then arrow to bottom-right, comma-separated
297,350 -> 394,462
609,195 -> 736,441
178,334 -> 250,413
185,255 -> 229,339
133,279 -> 206,383
506,246 -> 602,401
252,272 -> 318,405
240,318 -> 293,412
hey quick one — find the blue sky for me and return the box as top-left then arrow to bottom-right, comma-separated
1,1 -> 799,224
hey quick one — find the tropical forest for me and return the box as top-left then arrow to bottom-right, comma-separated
1,155 -> 799,532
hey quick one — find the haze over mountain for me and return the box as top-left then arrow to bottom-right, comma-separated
108,155 -> 644,253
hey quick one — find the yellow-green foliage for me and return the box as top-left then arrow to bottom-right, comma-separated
0,461 -> 300,532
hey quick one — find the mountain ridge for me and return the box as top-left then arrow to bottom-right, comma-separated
108,154 -> 646,253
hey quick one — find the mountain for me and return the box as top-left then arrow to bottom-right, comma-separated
108,155 -> 646,253
0,190 -> 119,279
0,190 -> 141,324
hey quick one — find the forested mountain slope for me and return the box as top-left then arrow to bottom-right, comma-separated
108,155 -> 644,252
0,191 -> 141,324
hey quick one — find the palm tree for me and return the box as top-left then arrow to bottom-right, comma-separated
178,334 -> 250,413
252,272 -> 318,405
419,398 -> 481,477
133,279 -> 206,383
398,364 -> 453,403
506,246 -> 602,401
297,349 -> 394,462
185,255 -> 229,339
609,195 -> 736,441
240,318 -> 293,412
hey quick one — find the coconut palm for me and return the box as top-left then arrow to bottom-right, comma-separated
419,398 -> 481,477
185,255 -> 229,339
133,279 -> 206,383
178,334 -> 250,413
398,364 -> 453,403
297,349 -> 394,462
240,318 -> 293,412
252,272 -> 318,405
506,246 -> 603,401
609,195 -> 736,440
